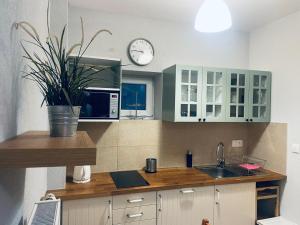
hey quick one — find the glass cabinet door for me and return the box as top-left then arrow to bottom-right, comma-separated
226,70 -> 250,122
248,71 -> 271,122
176,66 -> 202,122
202,68 -> 227,122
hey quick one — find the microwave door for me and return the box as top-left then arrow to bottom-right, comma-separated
80,91 -> 111,119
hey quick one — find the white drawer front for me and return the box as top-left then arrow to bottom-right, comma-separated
113,192 -> 156,209
113,205 -> 156,224
115,219 -> 156,225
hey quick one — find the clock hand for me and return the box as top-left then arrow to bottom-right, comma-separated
131,50 -> 144,53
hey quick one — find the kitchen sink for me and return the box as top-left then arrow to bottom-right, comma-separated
195,165 -> 260,179
197,166 -> 239,178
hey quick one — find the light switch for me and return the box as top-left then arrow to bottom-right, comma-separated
292,144 -> 300,154
232,140 -> 243,148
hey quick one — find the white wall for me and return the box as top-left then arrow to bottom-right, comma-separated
69,6 -> 249,72
47,0 -> 69,191
249,11 -> 300,223
0,0 -> 49,224
50,0 -> 69,46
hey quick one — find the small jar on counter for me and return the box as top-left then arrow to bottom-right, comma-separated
186,150 -> 193,168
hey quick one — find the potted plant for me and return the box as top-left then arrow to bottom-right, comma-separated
15,8 -> 112,137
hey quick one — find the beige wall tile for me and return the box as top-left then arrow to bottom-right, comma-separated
247,123 -> 287,174
158,146 -> 188,168
76,120 -> 286,174
78,122 -> 119,147
160,122 -> 248,166
118,146 -> 159,171
92,146 -> 118,173
118,120 -> 162,146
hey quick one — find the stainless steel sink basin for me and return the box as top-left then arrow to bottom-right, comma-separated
196,165 -> 259,179
197,166 -> 239,178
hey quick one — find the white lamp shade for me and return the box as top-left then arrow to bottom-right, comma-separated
194,0 -> 232,33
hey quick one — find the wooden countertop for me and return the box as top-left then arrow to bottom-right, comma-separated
0,131 -> 96,168
49,168 -> 286,201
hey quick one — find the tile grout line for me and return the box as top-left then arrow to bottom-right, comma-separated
117,122 -> 120,171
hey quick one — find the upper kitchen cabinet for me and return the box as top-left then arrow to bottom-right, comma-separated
226,69 -> 250,122
202,67 -> 227,122
248,71 -> 272,122
226,69 -> 271,122
162,65 -> 272,123
162,65 -> 203,122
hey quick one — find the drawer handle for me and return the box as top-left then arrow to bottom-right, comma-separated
127,198 -> 144,203
216,189 -> 220,205
127,212 -> 144,218
108,200 -> 112,219
180,189 -> 195,194
158,194 -> 163,212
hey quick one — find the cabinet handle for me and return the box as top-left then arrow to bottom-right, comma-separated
180,189 -> 195,194
216,189 -> 220,205
199,118 -> 202,122
246,119 -> 249,122
108,200 -> 112,219
127,212 -> 144,218
203,118 -> 206,122
250,119 -> 253,122
127,198 -> 144,203
158,194 -> 163,212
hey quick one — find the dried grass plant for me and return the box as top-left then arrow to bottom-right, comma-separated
15,3 -> 113,106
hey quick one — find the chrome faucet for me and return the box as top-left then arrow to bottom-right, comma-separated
216,142 -> 225,168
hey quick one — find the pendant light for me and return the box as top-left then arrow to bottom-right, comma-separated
194,0 -> 232,33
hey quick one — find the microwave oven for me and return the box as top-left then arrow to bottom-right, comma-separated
79,88 -> 120,121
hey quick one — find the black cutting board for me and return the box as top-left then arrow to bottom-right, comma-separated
110,170 -> 149,189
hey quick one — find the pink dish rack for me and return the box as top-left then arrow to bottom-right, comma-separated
239,156 -> 267,171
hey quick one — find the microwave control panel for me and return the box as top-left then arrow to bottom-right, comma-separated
110,93 -> 119,118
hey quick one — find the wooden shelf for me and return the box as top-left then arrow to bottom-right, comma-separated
256,185 -> 280,219
0,131 -> 96,168
257,195 -> 278,200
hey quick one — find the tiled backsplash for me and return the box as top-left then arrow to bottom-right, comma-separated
247,123 -> 287,174
78,121 -> 287,174
78,121 -> 249,173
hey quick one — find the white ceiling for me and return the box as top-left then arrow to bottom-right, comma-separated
69,0 -> 300,32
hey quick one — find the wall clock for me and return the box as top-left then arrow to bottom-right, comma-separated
128,38 -> 154,66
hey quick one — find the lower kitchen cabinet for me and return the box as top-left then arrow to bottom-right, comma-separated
115,219 -> 157,225
62,197 -> 112,225
112,192 -> 157,225
113,205 -> 156,224
214,182 -> 256,225
113,192 -> 156,210
61,183 -> 256,225
157,186 -> 215,225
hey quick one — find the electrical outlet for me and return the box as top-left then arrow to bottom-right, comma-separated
232,140 -> 243,148
292,144 -> 300,154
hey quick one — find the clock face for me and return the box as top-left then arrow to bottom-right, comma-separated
128,38 -> 154,66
